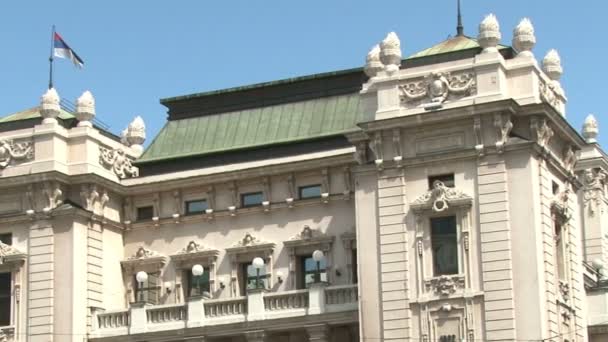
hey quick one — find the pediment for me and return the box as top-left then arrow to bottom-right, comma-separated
284,225 -> 334,248
226,233 -> 275,255
411,181 -> 472,213
170,241 -> 219,268
121,246 -> 167,272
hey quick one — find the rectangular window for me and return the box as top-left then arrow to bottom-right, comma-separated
555,220 -> 566,280
428,174 -> 455,189
239,262 -> 268,295
0,234 -> 12,246
185,199 -> 208,215
0,273 -> 10,326
185,268 -> 210,297
134,272 -> 159,304
297,255 -> 327,289
299,184 -> 322,199
241,192 -> 264,208
431,216 -> 458,276
136,206 -> 154,221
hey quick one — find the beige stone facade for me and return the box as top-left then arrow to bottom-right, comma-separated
0,12 -> 606,342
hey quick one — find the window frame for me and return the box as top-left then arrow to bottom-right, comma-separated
185,199 -> 208,215
239,261 -> 270,294
136,206 -> 154,221
133,272 -> 160,304
297,254 -> 328,289
240,192 -> 264,208
185,267 -> 211,298
298,184 -> 322,200
430,216 -> 459,276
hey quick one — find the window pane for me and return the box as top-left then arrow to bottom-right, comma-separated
136,206 -> 154,221
134,272 -> 159,304
186,200 -> 208,215
243,263 -> 268,292
431,216 -> 458,276
0,273 -> 9,326
301,256 -> 327,288
187,268 -> 210,296
299,185 -> 322,199
241,192 -> 263,207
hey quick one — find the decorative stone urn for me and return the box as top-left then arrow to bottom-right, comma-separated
543,49 -> 563,81
512,18 -> 536,58
582,114 -> 599,143
364,45 -> 384,78
75,90 -> 96,127
478,14 -> 501,53
40,88 -> 61,124
126,116 -> 146,156
379,32 -> 401,74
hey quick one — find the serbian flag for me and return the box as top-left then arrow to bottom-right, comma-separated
53,32 -> 84,68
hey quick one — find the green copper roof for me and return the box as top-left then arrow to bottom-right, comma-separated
139,93 -> 369,163
408,35 -> 508,59
0,107 -> 74,123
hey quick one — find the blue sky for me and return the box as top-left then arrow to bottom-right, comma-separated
1,1 -> 606,147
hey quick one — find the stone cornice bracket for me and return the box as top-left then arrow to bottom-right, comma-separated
228,181 -> 238,216
531,117 -> 554,157
80,184 -> 100,213
172,190 -> 181,223
0,138 -> 34,169
24,184 -> 35,217
286,174 -> 295,207
342,167 -> 352,200
370,132 -> 384,171
206,186 -> 216,220
42,181 -> 63,213
411,181 -> 473,213
152,193 -> 160,226
321,168 -> 330,204
99,188 -> 110,223
123,196 -> 133,227
392,128 -> 403,167
473,116 -> 484,157
354,141 -> 368,165
121,246 -> 167,273
226,233 -> 275,255
494,113 -> 513,154
99,146 -> 139,179
0,241 -> 27,267
262,177 -> 271,212
582,168 -> 606,216
170,240 -> 219,269
551,186 -> 571,221
562,145 -> 577,175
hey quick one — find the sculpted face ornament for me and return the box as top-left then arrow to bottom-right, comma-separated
0,139 -> 33,169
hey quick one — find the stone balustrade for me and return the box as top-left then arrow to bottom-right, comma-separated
90,284 -> 358,338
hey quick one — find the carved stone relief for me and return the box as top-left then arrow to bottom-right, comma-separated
534,118 -> 554,152
99,146 -> 139,178
412,181 -> 472,213
494,113 -> 513,154
562,146 -> 576,173
42,181 -> 63,212
400,71 -> 476,108
0,241 -> 27,265
424,275 -> 465,296
539,78 -> 565,115
583,168 -> 607,216
0,139 -> 33,169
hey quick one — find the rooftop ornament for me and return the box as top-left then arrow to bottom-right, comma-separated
75,90 -> 96,127
582,114 -> 599,144
364,45 -> 384,78
543,49 -> 563,82
379,32 -> 402,75
40,88 -> 61,124
512,18 -> 536,58
478,14 -> 501,53
125,116 -> 146,157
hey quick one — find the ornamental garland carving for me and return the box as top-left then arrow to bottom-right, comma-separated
411,181 -> 472,212
128,246 -> 161,260
0,139 -> 33,169
99,146 -> 139,179
424,275 -> 465,296
583,168 -> 607,216
539,78 -> 565,114
399,71 -> 476,107
177,241 -> 209,254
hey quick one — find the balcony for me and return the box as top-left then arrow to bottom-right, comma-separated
91,284 -> 358,339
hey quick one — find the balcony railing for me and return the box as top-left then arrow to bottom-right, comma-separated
91,284 -> 358,338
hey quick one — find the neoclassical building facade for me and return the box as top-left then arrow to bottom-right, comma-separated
0,12 -> 606,342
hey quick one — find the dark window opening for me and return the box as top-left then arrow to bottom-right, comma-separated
439,335 -> 457,342
136,206 -> 154,221
185,199 -> 208,215
428,174 -> 455,189
552,181 -> 560,195
297,255 -> 327,289
239,262 -> 268,295
0,273 -> 10,326
555,220 -> 566,280
352,248 -> 358,284
431,216 -> 458,276
241,192 -> 264,207
134,272 -> 159,304
299,185 -> 322,199
0,234 -> 12,246
185,267 -> 210,297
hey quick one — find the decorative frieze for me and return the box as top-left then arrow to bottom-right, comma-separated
0,139 -> 33,169
99,146 -> 139,178
411,181 -> 472,213
170,241 -> 219,269
424,275 -> 465,296
399,71 -> 476,109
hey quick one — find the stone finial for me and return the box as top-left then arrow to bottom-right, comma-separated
126,116 -> 146,156
512,18 -> 536,58
75,90 -> 96,127
364,45 -> 384,78
379,32 -> 402,74
543,49 -> 563,81
478,14 -> 501,53
40,88 -> 61,124
582,114 -> 599,143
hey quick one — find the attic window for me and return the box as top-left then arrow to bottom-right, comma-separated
428,174 -> 455,189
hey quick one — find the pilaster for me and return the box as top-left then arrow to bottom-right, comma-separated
28,220 -> 54,342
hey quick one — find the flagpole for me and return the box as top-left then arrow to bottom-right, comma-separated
48,25 -> 55,89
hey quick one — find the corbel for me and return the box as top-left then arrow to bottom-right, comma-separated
206,185 -> 215,220
100,188 -> 110,224
24,184 -> 35,217
123,196 -> 133,227
392,128 -> 403,167
494,113 -> 512,154
228,181 -> 238,216
286,173 -> 295,208
152,193 -> 160,226
321,168 -> 330,204
354,141 -> 368,165
172,190 -> 181,223
473,115 -> 484,157
262,177 -> 271,212
342,167 -> 351,200
371,132 -> 384,170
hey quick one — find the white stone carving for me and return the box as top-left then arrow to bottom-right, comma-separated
552,187 -> 571,219
425,275 -> 465,296
233,233 -> 265,248
122,246 -> 167,272
558,280 -> 570,302
399,71 -> 476,108
128,246 -> 161,260
543,49 -> 563,82
364,45 -> 384,78
412,181 -> 472,212
583,168 -> 607,216
582,114 -> 599,143
80,184 -> 99,212
474,116 -> 484,156
290,225 -> 324,241
0,241 -> 26,265
40,88 -> 61,124
0,139 -> 33,169
535,119 -> 554,150
563,146 -> 576,173
100,189 -> 110,215
99,146 -> 139,178
541,50 -> 565,114
75,90 -> 96,127
512,18 -> 536,58
43,181 -> 63,212
478,14 -> 501,53
379,32 -> 401,74
176,241 -> 209,254
370,132 -> 383,170
125,116 -> 146,156
494,114 -> 513,154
